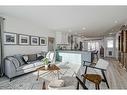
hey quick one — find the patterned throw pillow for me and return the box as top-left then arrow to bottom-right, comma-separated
27,54 -> 37,62
22,55 -> 28,62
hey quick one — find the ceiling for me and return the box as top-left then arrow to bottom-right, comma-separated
0,6 -> 127,37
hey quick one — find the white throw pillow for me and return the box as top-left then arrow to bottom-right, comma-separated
46,51 -> 55,62
22,55 -> 28,62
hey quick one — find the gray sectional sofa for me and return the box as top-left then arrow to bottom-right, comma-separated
4,53 -> 47,81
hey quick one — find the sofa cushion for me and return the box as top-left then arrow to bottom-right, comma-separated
6,56 -> 20,68
36,56 -> 44,60
14,54 -> 26,66
33,61 -> 43,67
95,59 -> 109,70
27,54 -> 37,62
16,63 -> 34,71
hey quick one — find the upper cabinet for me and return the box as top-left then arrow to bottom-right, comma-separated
56,32 -> 69,44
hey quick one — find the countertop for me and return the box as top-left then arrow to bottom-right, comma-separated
57,50 -> 93,54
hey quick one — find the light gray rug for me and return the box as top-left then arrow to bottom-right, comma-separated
0,63 -> 108,90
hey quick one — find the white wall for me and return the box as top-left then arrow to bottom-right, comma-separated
103,35 -> 116,57
115,32 -> 120,60
3,15 -> 55,57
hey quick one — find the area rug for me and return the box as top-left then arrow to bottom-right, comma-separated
0,63 -> 108,90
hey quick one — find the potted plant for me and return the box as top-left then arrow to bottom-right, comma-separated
42,58 -> 49,69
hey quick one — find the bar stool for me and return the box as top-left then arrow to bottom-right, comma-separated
82,74 -> 102,89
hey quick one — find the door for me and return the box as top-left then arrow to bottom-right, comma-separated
106,37 -> 114,57
48,37 -> 55,51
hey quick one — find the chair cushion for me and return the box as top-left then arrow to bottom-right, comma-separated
16,63 -> 34,71
13,54 -> 26,66
83,74 -> 102,84
94,59 -> 109,77
95,59 -> 109,70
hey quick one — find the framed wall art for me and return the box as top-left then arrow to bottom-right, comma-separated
30,36 -> 39,45
4,32 -> 17,45
19,34 -> 30,45
40,37 -> 47,46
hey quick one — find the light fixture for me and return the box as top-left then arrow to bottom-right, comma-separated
68,29 -> 72,33
109,32 -> 113,35
82,27 -> 86,30
114,20 -> 118,24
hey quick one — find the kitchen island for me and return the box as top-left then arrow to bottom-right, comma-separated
56,50 -> 94,65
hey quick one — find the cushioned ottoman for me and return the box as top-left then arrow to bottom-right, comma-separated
48,79 -> 64,89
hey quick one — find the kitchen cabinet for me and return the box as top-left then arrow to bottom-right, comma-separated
56,32 -> 69,44
118,29 -> 127,70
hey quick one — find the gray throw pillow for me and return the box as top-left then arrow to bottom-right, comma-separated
27,54 -> 37,62
14,54 -> 26,66
36,56 -> 44,60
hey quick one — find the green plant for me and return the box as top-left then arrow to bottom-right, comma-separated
42,58 -> 49,65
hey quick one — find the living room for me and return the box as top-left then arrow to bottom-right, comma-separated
0,5 -> 127,91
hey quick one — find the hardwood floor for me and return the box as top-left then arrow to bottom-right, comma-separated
80,58 -> 127,89
105,58 -> 127,89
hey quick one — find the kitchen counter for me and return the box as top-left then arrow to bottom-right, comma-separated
57,50 -> 93,53
56,50 -> 93,65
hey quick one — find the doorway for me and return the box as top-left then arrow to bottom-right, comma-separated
106,37 -> 114,57
48,37 -> 55,51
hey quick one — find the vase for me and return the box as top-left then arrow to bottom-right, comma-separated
45,65 -> 48,69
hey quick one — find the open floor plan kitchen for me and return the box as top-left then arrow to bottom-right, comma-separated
0,6 -> 127,90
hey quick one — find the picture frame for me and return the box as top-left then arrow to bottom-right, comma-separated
4,32 -> 17,45
30,36 -> 39,45
19,34 -> 30,45
39,37 -> 47,45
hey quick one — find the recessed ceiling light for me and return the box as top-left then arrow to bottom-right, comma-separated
82,27 -> 86,30
68,29 -> 72,32
114,20 -> 118,23
109,32 -> 113,34
75,32 -> 78,35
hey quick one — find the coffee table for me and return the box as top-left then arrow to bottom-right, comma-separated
36,64 -> 60,81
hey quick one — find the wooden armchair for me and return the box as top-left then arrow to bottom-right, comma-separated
76,59 -> 109,90
83,59 -> 109,88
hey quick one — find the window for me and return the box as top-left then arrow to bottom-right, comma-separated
88,41 -> 99,51
107,40 -> 113,48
